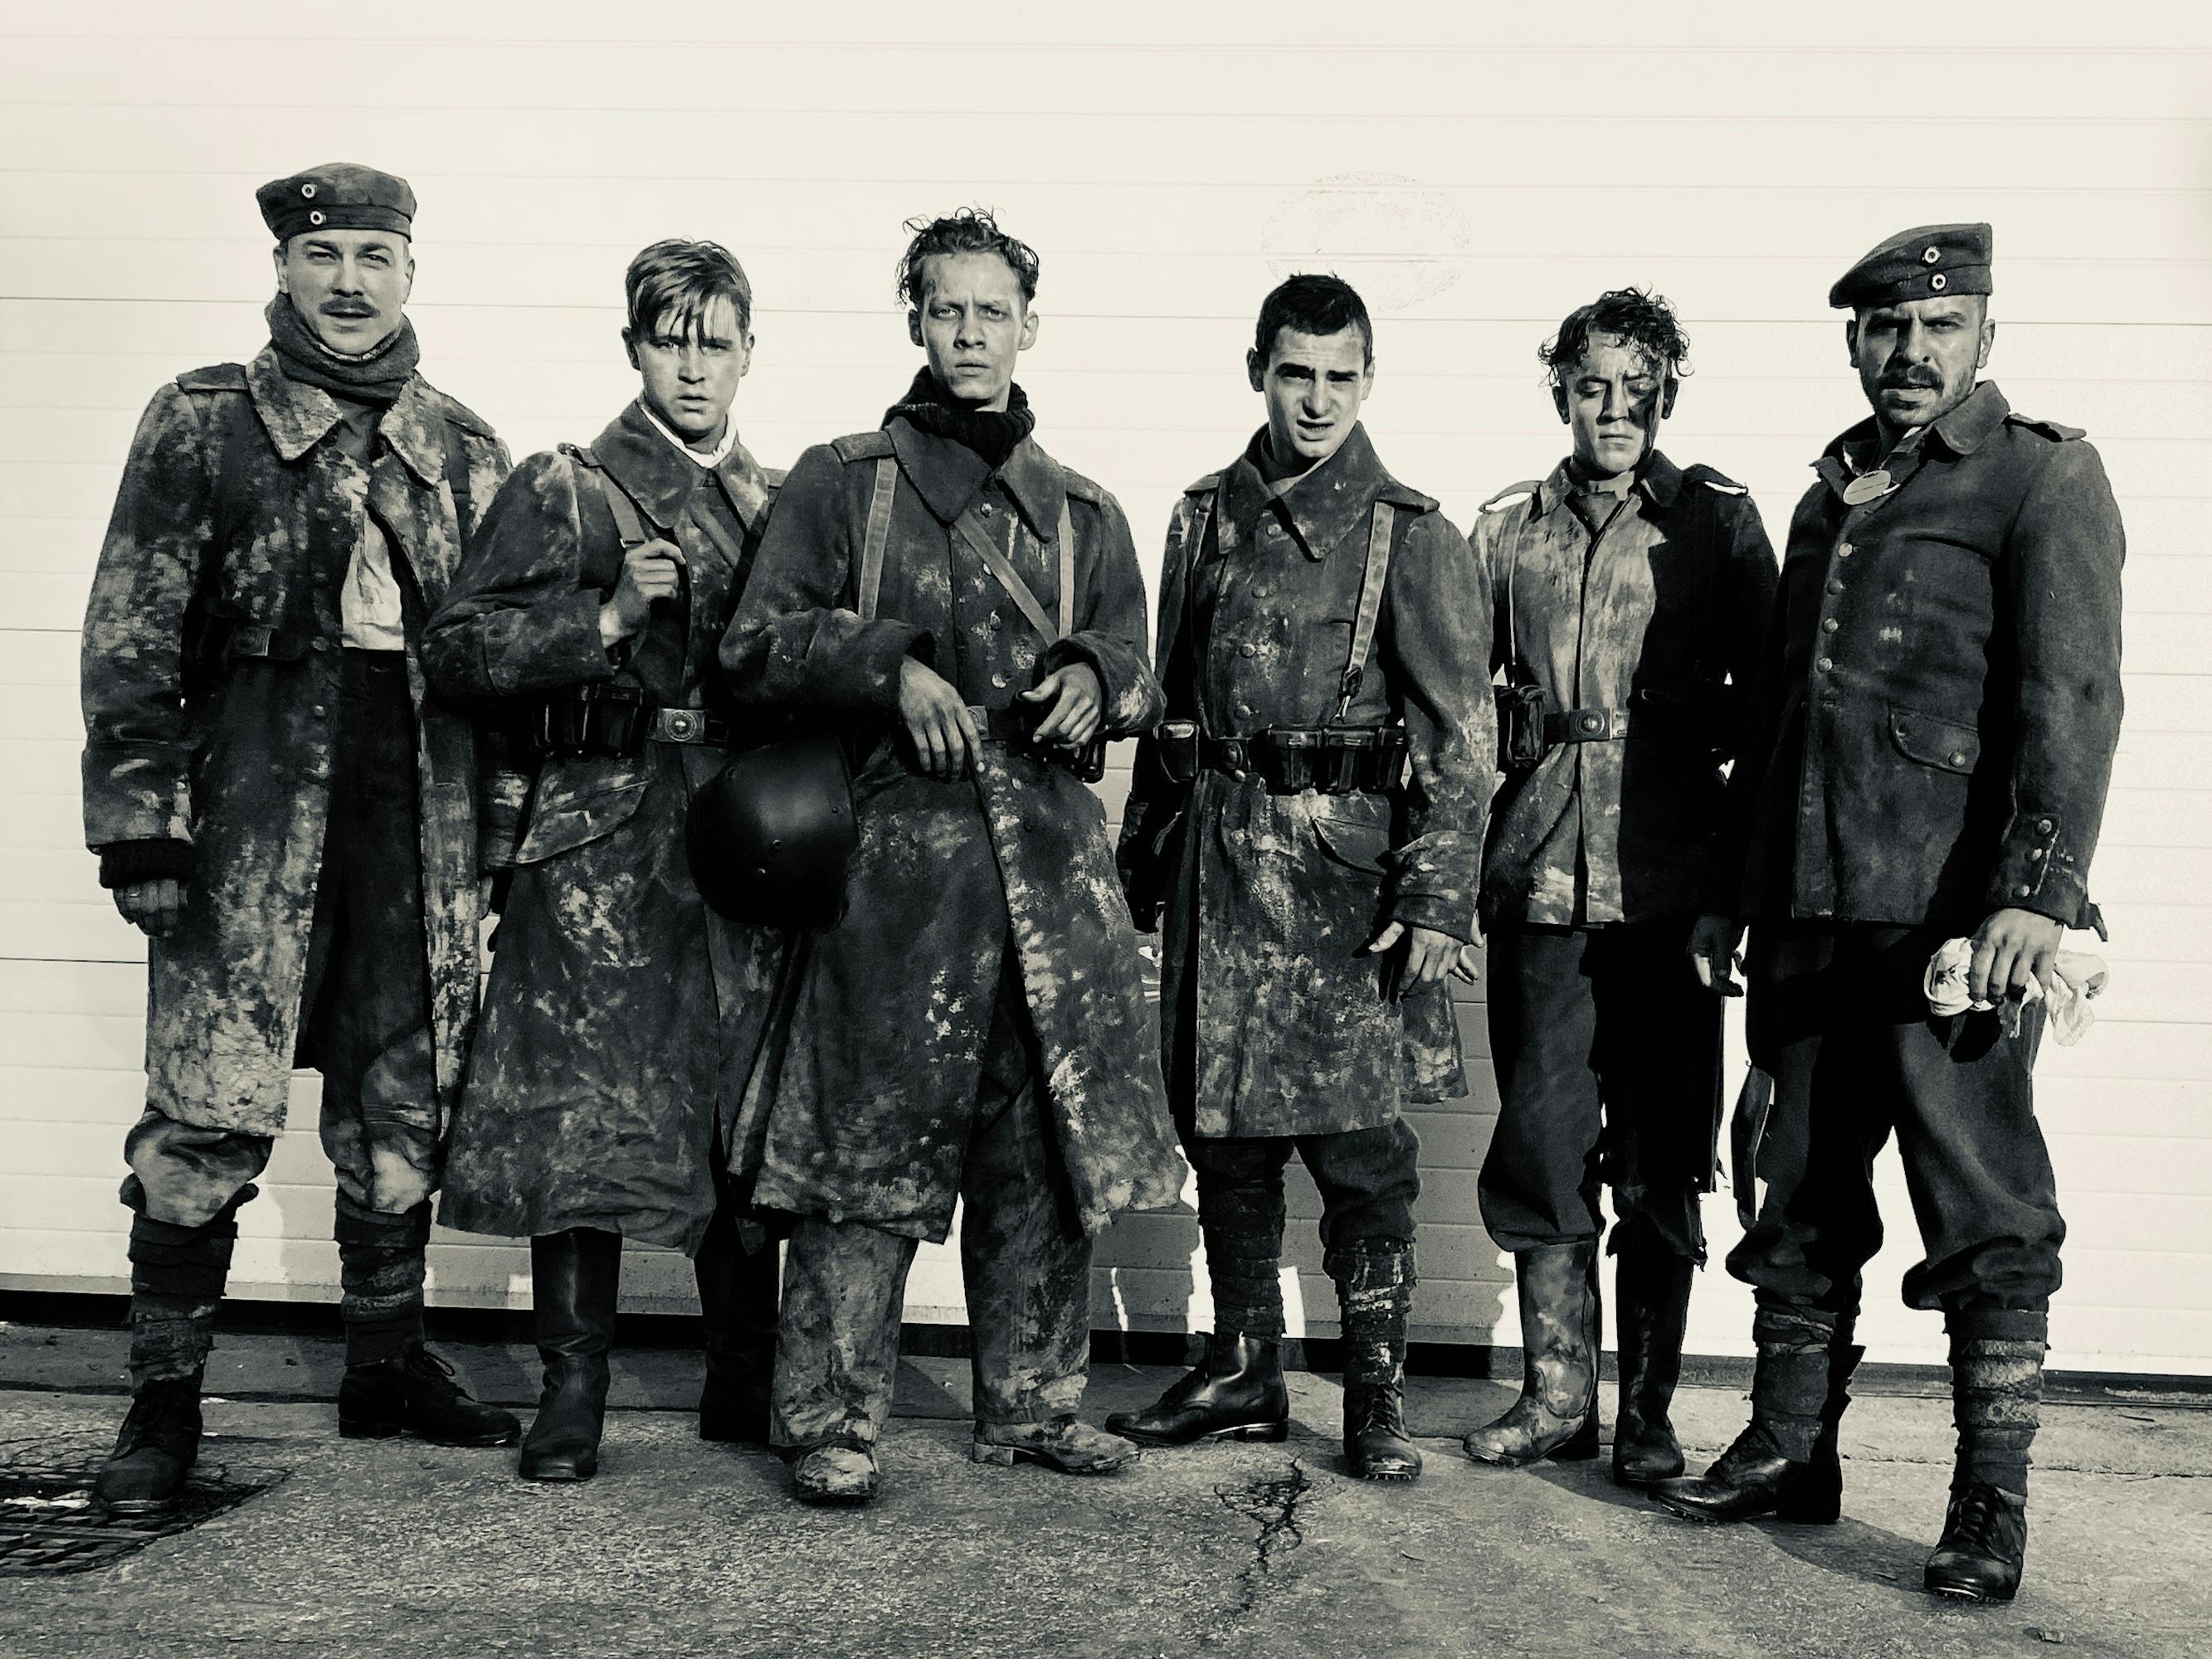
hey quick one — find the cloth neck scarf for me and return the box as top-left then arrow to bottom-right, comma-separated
884,367 -> 1035,469
266,295 -> 420,407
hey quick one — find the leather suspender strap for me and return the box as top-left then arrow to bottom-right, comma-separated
568,445 -> 650,550
857,456 -> 896,621
955,508 -> 1060,643
1055,499 -> 1076,639
1334,501 -> 1394,721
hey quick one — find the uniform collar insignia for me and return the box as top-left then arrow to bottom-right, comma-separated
886,413 -> 1065,538
246,346 -> 445,486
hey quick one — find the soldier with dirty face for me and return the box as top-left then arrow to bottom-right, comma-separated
80,164 -> 519,1515
1459,290 -> 1776,1488
720,208 -> 1182,1506
1652,226 -> 2127,1608
1110,275 -> 1494,1483
421,241 -> 787,1483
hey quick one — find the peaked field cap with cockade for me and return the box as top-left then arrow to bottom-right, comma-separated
1828,222 -> 1993,310
256,163 -> 417,242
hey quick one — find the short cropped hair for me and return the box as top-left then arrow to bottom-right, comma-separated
897,207 -> 1040,308
625,239 -> 753,339
1253,274 -> 1374,366
1540,287 -> 1690,383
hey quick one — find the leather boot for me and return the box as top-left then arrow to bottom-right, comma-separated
1925,1311 -> 2044,1602
1462,1240 -> 1600,1466
1652,1308 -> 1862,1525
1106,1333 -> 1289,1446
1335,1239 -> 1421,1482
974,1417 -> 1141,1475
695,1210 -> 777,1445
339,1345 -> 520,1446
792,1442 -> 879,1506
1612,1242 -> 1695,1487
518,1228 -> 622,1481
94,1374 -> 204,1515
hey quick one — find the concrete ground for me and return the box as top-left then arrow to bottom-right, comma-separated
0,1323 -> 2206,1659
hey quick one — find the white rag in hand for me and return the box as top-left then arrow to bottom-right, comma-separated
1923,937 -> 2110,1046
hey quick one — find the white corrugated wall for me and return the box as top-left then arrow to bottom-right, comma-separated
3,1 -> 2206,1374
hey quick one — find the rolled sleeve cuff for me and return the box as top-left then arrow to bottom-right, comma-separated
1990,810 -> 2091,926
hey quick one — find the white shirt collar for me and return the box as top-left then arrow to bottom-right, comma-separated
641,402 -> 738,469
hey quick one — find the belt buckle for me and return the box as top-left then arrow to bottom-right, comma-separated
1576,709 -> 1605,737
664,709 -> 699,743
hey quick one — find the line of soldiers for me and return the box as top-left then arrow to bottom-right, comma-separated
77,163 -> 2124,1609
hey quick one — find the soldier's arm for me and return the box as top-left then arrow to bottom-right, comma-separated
421,450 -> 614,703
1114,494 -> 1201,931
80,384 -> 215,891
1990,438 -> 2127,927
1040,488 -> 1164,737
1380,510 -> 1495,943
720,444 -> 930,710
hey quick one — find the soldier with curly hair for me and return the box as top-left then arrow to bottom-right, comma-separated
1459,289 -> 1777,1488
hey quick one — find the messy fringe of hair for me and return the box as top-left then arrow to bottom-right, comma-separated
896,207 -> 1040,307
1253,272 -> 1374,366
1540,287 -> 1691,383
625,239 -> 753,340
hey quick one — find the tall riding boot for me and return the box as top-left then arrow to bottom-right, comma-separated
695,1208 -> 778,1445
1612,1239 -> 1696,1487
1462,1239 -> 1601,1466
1333,1238 -> 1420,1481
1651,1306 -> 1863,1524
519,1228 -> 623,1481
1108,1180 -> 1290,1446
95,1211 -> 235,1514
1925,1310 -> 2045,1603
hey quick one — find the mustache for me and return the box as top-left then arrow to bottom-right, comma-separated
319,300 -> 377,318
1878,368 -> 1944,390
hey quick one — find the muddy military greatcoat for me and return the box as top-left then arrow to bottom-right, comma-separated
81,348 -> 508,1138
421,401 -> 787,1254
1119,425 -> 1495,1141
720,415 -> 1183,1243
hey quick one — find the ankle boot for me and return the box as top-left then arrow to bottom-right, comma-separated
1612,1243 -> 1695,1487
1463,1239 -> 1600,1467
339,1345 -> 519,1446
1925,1311 -> 2044,1602
695,1212 -> 777,1445
95,1373 -> 204,1515
519,1228 -> 622,1481
1106,1333 -> 1289,1446
1334,1239 -> 1421,1481
1652,1308 -> 1862,1525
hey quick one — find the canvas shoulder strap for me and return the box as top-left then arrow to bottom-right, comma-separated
857,455 -> 896,621
1333,501 -> 1395,721
563,442 -> 650,596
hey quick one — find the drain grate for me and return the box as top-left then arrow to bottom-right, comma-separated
0,1465 -> 275,1575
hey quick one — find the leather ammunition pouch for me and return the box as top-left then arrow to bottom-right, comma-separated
528,683 -> 733,761
1496,683 -> 1548,771
1159,720 -> 1406,796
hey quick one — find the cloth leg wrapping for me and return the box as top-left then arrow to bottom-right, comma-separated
1747,1303 -> 1840,1464
1328,1238 -> 1415,1383
334,1198 -> 431,1366
1190,1142 -> 1291,1340
125,1209 -> 241,1386
1946,1308 -> 2047,1496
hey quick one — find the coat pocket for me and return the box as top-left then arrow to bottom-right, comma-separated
1307,795 -> 1391,874
515,758 -> 650,864
1888,706 -> 1981,774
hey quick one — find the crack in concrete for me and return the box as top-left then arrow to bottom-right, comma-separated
1212,1457 -> 1314,1618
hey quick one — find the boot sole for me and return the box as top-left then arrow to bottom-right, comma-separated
794,1485 -> 877,1506
1652,1495 -> 1842,1526
95,1494 -> 185,1518
1109,1420 -> 1290,1448
1352,1465 -> 1422,1482
1925,1580 -> 2016,1604
339,1419 -> 521,1448
972,1442 -> 1139,1475
518,1459 -> 597,1482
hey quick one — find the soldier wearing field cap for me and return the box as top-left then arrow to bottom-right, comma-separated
80,163 -> 519,1515
1653,225 -> 2127,1607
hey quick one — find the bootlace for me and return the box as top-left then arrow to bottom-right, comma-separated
1944,1481 -> 2019,1550
123,1383 -> 199,1455
402,1345 -> 470,1401
1351,1383 -> 1405,1438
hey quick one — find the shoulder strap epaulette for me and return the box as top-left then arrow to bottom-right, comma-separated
1479,480 -> 1542,513
175,363 -> 248,395
831,430 -> 898,463
1681,464 -> 1749,496
1061,468 -> 1107,506
2005,412 -> 2088,443
1377,480 -> 1440,514
426,389 -> 497,440
764,466 -> 789,490
1182,471 -> 1223,498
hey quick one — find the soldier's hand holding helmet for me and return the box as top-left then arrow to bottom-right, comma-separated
598,538 -> 686,648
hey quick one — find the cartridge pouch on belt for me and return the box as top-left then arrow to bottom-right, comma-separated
1160,722 -> 1406,795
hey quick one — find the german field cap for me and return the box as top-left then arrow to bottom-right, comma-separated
257,163 -> 417,241
1829,222 -> 1991,310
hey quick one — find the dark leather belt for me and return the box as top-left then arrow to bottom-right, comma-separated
1542,706 -> 1640,743
647,707 -> 731,747
531,684 -> 731,760
1167,724 -> 1404,795
963,703 -> 1106,783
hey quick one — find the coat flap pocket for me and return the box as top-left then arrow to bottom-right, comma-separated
227,621 -> 313,662
516,761 -> 650,864
1308,795 -> 1391,873
1889,707 -> 1981,774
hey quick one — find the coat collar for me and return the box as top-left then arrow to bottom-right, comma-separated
1815,379 -> 2011,492
246,345 -> 455,488
1529,449 -> 1685,522
885,413 -> 1067,539
1218,422 -> 1424,562
591,399 -> 773,535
